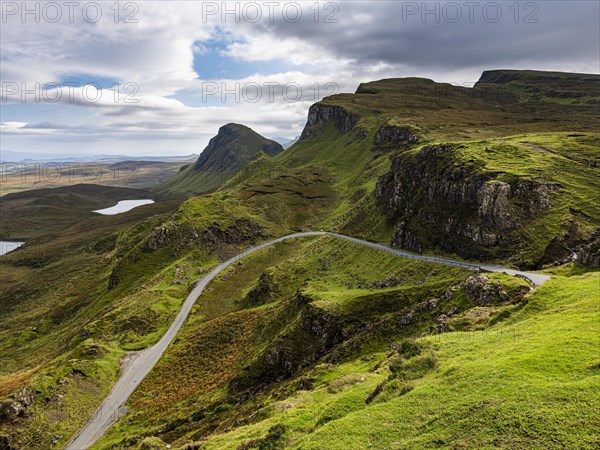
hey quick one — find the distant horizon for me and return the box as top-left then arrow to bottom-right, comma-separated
0,132 -> 299,161
0,149 -> 200,162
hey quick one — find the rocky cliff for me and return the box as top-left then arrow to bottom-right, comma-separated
375,144 -> 558,266
576,233 -> 600,268
300,103 -> 364,140
373,124 -> 421,152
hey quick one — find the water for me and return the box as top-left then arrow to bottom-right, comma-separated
0,241 -> 25,256
93,199 -> 155,215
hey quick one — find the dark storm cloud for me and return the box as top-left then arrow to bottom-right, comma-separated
268,1 -> 599,73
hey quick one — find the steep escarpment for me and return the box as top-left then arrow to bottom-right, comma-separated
374,142 -> 597,268
300,103 -> 365,140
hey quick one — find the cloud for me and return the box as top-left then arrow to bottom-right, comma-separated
1,1 -> 598,156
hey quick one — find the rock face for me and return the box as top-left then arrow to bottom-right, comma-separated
576,234 -> 600,268
373,124 -> 420,152
300,104 -> 362,139
375,144 -> 555,263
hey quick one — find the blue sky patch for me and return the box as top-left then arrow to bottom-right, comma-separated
56,74 -> 121,89
192,38 -> 290,80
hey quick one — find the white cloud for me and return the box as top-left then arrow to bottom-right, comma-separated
1,1 -> 598,156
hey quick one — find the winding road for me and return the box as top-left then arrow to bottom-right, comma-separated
65,231 -> 549,449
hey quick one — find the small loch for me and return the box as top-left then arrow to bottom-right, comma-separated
93,199 -> 155,215
0,241 -> 25,256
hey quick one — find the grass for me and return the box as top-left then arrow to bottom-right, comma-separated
190,269 -> 600,450
1,70 -> 599,449
0,183 -> 161,240
93,235 -> 539,449
0,197 -> 189,448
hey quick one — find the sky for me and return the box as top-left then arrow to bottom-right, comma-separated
1,0 -> 599,157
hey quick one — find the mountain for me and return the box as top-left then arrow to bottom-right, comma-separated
156,123 -> 284,196
476,69 -> 600,106
1,70 -> 599,450
273,136 -> 299,149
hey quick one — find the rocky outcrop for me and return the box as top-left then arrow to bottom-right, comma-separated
229,295 -> 345,393
464,275 -> 510,306
145,218 -> 264,254
107,218 -> 265,290
355,83 -> 380,94
391,221 -> 423,253
146,225 -> 174,251
300,304 -> 344,349
245,272 -> 277,306
375,144 -> 556,262
0,387 -> 35,424
373,124 -> 420,152
107,273 -> 119,290
576,234 -> 600,268
157,123 -> 283,196
300,104 -> 363,139
0,435 -> 13,449
257,302 -> 344,380
202,218 -> 264,252
193,123 -> 283,172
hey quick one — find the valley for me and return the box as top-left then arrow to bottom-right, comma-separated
0,70 -> 598,450
0,161 -> 190,197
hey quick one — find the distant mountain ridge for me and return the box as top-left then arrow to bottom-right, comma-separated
0,150 -> 198,163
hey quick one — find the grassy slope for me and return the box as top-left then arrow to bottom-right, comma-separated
0,184 -> 157,240
181,269 -> 600,450
93,235 -> 481,448
0,198 -> 191,448
0,198 -> 183,372
1,71 -> 598,449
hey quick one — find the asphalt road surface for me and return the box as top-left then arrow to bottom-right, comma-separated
65,231 -> 549,449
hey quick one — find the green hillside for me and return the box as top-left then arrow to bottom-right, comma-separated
0,184 -> 157,240
156,124 -> 284,197
0,70 -> 599,449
